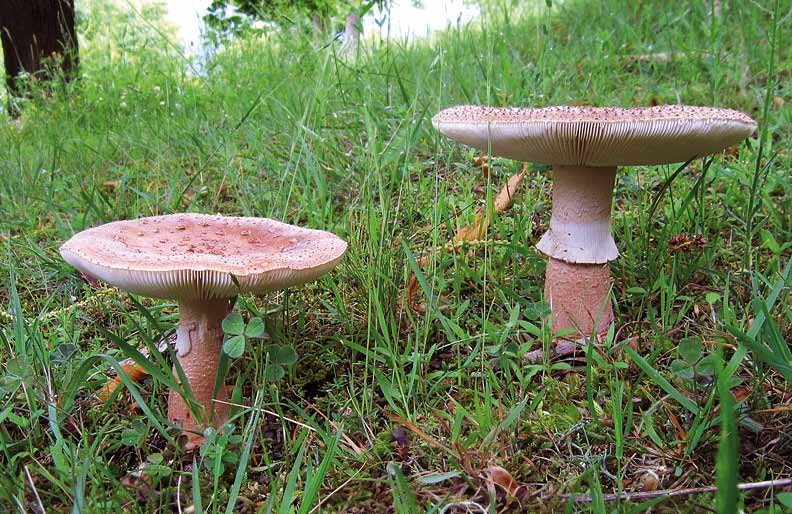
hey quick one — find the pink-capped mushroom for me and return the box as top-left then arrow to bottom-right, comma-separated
433,105 -> 755,342
61,213 -> 346,449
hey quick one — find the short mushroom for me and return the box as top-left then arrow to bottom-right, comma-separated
432,105 -> 755,341
61,213 -> 346,448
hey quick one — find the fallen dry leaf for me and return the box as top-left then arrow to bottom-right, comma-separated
666,408 -> 688,442
80,272 -> 102,289
455,169 -> 526,243
404,166 -> 527,312
102,181 -> 120,192
484,465 -> 520,497
99,361 -> 150,401
732,386 -> 750,403
98,338 -> 173,401
637,470 -> 661,492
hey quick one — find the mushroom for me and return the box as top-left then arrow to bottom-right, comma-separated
60,213 -> 347,448
432,105 -> 755,341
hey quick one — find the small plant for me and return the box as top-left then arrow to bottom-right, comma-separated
670,337 -> 717,389
221,311 -> 298,382
221,311 -> 266,359
1,355 -> 33,398
120,419 -> 150,448
140,453 -> 173,486
199,423 -> 243,475
758,493 -> 792,514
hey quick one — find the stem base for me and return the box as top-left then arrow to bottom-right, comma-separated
545,257 -> 614,340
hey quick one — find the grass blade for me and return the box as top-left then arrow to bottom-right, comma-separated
224,398 -> 261,514
716,353 -> 739,513
624,346 -> 699,415
298,428 -> 342,514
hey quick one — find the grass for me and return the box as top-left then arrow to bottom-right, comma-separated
1,0 -> 791,511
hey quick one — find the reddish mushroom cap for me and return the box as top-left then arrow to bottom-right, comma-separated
433,105 -> 756,166
60,213 -> 347,300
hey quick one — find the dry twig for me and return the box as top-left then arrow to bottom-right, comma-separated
550,478 -> 792,503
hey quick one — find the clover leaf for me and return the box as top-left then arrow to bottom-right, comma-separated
223,335 -> 245,359
671,336 -> 717,389
245,317 -> 265,338
220,312 -> 296,382
222,313 -> 269,359
221,312 -> 245,336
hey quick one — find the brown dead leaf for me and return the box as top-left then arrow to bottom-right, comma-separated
97,340 -> 173,402
773,96 -> 785,108
387,413 -> 453,454
455,169 -> 526,243
99,362 -> 150,401
102,181 -> 120,192
80,272 -> 102,289
637,470 -> 661,492
484,465 -> 520,497
404,167 -> 527,312
666,408 -> 688,442
732,386 -> 751,403
472,154 -> 491,181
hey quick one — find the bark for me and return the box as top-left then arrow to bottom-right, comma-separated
0,0 -> 78,111
311,12 -> 330,45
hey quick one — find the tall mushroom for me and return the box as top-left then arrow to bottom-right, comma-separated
432,105 -> 755,341
61,213 -> 347,448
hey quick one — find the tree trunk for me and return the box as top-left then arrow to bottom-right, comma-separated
711,0 -> 722,17
0,0 -> 78,111
310,12 -> 325,44
344,14 -> 359,52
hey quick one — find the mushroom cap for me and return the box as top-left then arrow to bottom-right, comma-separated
432,105 -> 756,166
60,213 -> 347,300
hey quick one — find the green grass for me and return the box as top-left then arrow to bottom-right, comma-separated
1,0 -> 791,511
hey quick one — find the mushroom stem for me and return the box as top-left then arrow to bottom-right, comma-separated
537,165 -> 618,340
545,257 -> 614,340
537,165 -> 618,263
168,297 -> 230,450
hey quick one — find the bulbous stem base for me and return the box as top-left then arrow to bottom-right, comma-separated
544,257 -> 614,340
167,298 -> 230,450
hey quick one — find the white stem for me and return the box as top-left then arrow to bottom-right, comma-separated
536,165 -> 619,264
